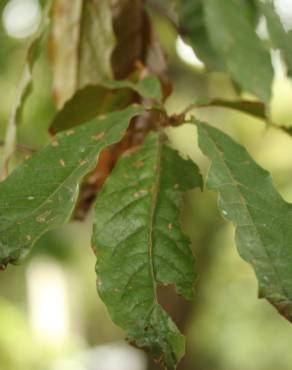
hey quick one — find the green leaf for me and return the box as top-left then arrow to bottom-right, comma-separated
0,106 -> 143,268
196,98 -> 267,120
50,76 -> 163,133
50,0 -> 115,108
203,0 -> 274,102
92,132 -> 202,368
0,1 -> 51,178
177,0 -> 225,70
258,0 -> 292,74
196,120 -> 292,321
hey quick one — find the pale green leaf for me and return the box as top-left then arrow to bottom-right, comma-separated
0,106 -> 144,268
196,120 -> 292,321
204,0 -> 274,102
92,132 -> 202,368
50,0 -> 115,108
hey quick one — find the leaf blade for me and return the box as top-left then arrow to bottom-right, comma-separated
177,0 -> 225,70
0,2 -> 52,178
50,0 -> 115,108
259,0 -> 292,74
50,76 -> 163,133
203,0 -> 274,102
0,106 -> 143,267
93,132 -> 202,368
196,120 -> 292,321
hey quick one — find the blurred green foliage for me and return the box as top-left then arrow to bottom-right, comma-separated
1,2 -> 292,370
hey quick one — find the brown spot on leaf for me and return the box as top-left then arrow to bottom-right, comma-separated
52,140 -> 59,147
26,235 -> 32,241
59,159 -> 66,167
79,159 -> 87,166
168,223 -> 173,230
92,132 -> 105,141
133,160 -> 144,169
66,130 -> 75,136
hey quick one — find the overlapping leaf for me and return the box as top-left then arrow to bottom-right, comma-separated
177,0 -> 225,70
50,0 -> 115,108
0,1 -> 51,178
203,0 -> 274,102
50,76 -> 162,132
258,0 -> 292,74
92,133 -> 202,369
196,120 -> 292,321
0,106 -> 143,268
195,98 -> 267,120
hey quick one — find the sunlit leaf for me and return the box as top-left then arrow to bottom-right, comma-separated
196,98 -> 267,120
92,132 -> 202,369
0,106 -> 144,268
196,120 -> 292,321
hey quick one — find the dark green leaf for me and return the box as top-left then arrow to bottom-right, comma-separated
0,106 -> 144,268
50,76 -> 163,133
50,0 -> 115,108
203,0 -> 274,102
196,120 -> 292,321
92,132 -> 202,368
258,0 -> 292,74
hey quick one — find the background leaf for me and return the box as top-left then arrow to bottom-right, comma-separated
203,0 -> 274,102
50,0 -> 115,108
92,132 -> 202,369
50,76 -> 163,133
0,1 -> 51,179
0,106 -> 143,268
258,0 -> 292,75
177,0 -> 225,70
196,120 -> 292,321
